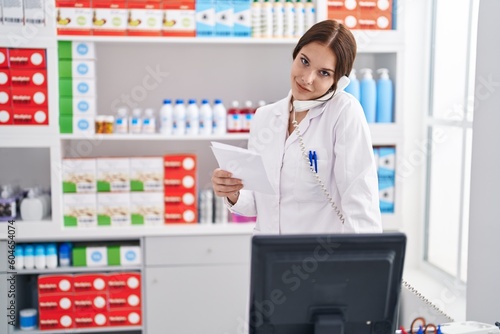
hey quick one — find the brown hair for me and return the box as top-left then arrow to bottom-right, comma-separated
293,20 -> 357,92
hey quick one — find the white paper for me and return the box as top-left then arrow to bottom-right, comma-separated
210,142 -> 275,195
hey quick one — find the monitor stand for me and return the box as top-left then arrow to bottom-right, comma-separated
314,314 -> 344,334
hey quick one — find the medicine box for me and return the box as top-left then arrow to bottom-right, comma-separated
8,49 -> 47,69
108,290 -> 142,309
38,311 -> 74,330
38,274 -> 74,295
58,41 -> 96,60
63,193 -> 97,227
96,158 -> 131,192
58,78 -> 96,97
130,192 -> 164,226
108,309 -> 142,326
10,69 -> 48,87
12,107 -> 49,125
24,0 -> 45,26
56,0 -> 93,35
72,246 -> 108,267
38,294 -> 74,313
73,273 -> 108,291
59,96 -> 96,116
73,311 -> 108,328
58,60 -> 96,79
97,193 -> 131,226
2,0 -> 23,25
130,157 -> 164,192
162,0 -> 196,37
107,272 -> 141,292
127,0 -> 163,36
215,0 -> 233,37
92,0 -> 128,35
107,244 -> 142,266
59,115 -> 96,134
62,158 -> 97,193
195,0 -> 215,37
233,0 -> 251,37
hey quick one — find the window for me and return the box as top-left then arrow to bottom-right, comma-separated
424,0 -> 479,281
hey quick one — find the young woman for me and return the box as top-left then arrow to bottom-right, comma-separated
211,20 -> 382,234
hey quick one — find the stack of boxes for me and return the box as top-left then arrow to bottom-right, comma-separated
62,157 -> 166,228
373,146 -> 396,213
72,243 -> 142,267
195,0 -> 251,37
327,0 -> 393,30
0,48 -> 49,126
58,41 -> 97,135
38,272 -> 142,330
164,154 -> 198,223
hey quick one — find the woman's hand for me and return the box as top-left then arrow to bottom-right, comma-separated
211,168 -> 244,204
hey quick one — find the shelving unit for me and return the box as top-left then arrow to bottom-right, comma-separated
1,0 -> 406,332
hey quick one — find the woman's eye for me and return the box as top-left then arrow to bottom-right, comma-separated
301,57 -> 309,65
320,70 -> 330,77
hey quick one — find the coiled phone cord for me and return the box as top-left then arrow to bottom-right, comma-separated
291,110 -> 345,225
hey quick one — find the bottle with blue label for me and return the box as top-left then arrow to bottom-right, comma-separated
199,99 -> 213,135
173,99 -> 186,135
160,99 -> 173,135
186,99 -> 200,135
344,69 -> 360,100
359,68 -> 376,123
115,108 -> 128,133
376,68 -> 394,123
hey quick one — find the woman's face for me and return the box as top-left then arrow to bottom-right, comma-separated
291,42 -> 337,101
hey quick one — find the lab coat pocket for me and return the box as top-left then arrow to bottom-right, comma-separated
294,148 -> 329,202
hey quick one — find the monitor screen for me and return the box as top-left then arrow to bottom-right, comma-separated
248,233 -> 406,334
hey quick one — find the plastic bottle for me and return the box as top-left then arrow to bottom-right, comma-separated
23,244 -> 34,269
58,242 -> 72,267
344,69 -> 360,100
284,0 -> 295,38
212,99 -> 227,135
359,68 -> 376,123
199,99 -> 213,135
294,0 -> 305,37
262,0 -> 273,37
34,244 -> 46,269
45,243 -> 58,269
14,244 -> 24,270
241,100 -> 254,132
142,108 -> 157,134
376,68 -> 394,123
186,99 -> 200,135
115,108 -> 128,133
159,99 -> 174,135
173,99 -> 186,135
129,108 -> 142,134
251,0 -> 262,38
273,0 -> 284,38
227,100 -> 242,133
304,0 -> 315,31
20,189 -> 45,221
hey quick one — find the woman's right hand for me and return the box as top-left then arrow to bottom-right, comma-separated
211,168 -> 244,204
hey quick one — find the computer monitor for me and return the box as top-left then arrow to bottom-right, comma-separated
248,233 -> 406,334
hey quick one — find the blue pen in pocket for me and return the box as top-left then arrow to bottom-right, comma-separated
312,151 -> 318,173
308,150 -> 313,167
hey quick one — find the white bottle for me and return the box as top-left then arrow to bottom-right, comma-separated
23,244 -> 34,269
294,0 -> 304,37
14,244 -> 24,270
284,0 -> 295,38
273,0 -> 284,38
251,0 -> 262,38
142,108 -> 156,134
186,99 -> 200,136
304,0 -> 315,31
159,99 -> 174,135
129,108 -> 142,134
45,243 -> 58,269
199,99 -> 213,135
262,0 -> 273,37
20,189 -> 45,221
212,99 -> 227,135
115,108 -> 129,133
34,244 -> 46,270
173,99 -> 186,135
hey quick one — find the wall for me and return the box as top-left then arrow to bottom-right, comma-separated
466,0 -> 500,323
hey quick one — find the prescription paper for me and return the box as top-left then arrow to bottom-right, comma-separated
210,142 -> 275,195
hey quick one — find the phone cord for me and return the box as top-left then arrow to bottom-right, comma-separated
291,110 -> 345,224
401,280 -> 455,322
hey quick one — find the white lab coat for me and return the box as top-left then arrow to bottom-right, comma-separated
228,90 -> 382,234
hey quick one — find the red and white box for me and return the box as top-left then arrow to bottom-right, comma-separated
127,0 -> 163,36
12,107 -> 49,125
162,0 -> 196,37
39,294 -> 74,313
357,0 -> 392,13
107,272 -> 141,292
0,107 -> 13,125
8,49 -> 47,69
92,0 -> 128,36
10,69 -> 48,87
0,69 -> 11,87
39,311 -> 74,331
357,11 -> 392,30
0,87 -> 11,106
163,174 -> 196,191
74,312 -> 108,328
73,292 -> 108,312
0,49 -> 9,68
11,87 -> 48,108
108,309 -> 142,327
38,275 -> 74,295
164,204 -> 197,224
164,154 -> 197,174
56,0 -> 93,35
73,274 -> 108,293
327,10 -> 359,29
108,291 -> 142,310
327,0 -> 358,12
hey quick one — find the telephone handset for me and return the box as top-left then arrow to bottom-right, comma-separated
291,75 -> 351,224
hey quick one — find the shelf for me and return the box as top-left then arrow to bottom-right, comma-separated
0,26 -> 57,49
13,265 -> 142,275
0,134 -> 59,147
369,123 -> 404,145
12,326 -> 142,334
59,133 -> 250,141
56,29 -> 404,52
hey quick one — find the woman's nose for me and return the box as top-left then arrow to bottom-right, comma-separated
302,70 -> 315,85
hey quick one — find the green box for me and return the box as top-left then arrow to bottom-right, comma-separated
107,245 -> 121,266
58,60 -> 73,78
59,78 -> 73,97
58,41 -> 72,60
59,116 -> 73,134
59,97 -> 73,115
72,246 -> 87,267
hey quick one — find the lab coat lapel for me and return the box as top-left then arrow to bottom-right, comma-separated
285,104 -> 324,150
267,98 -> 289,192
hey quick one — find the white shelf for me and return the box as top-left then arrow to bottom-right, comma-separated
12,326 -> 142,334
0,133 -> 59,147
59,133 -> 250,141
14,265 -> 142,275
0,26 -> 57,49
